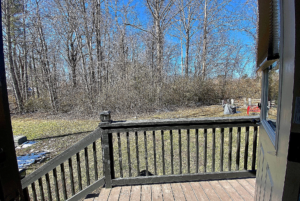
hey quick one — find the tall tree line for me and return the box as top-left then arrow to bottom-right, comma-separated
1,0 -> 257,114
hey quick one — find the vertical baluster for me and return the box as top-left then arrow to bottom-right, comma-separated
170,130 -> 174,175
204,129 -> 207,173
68,158 -> 75,195
236,127 -> 241,170
126,132 -> 132,177
93,141 -> 98,180
60,163 -> 68,200
144,131 -> 148,176
45,173 -> 52,201
220,128 -> 224,172
31,182 -> 37,201
23,187 -> 30,201
187,129 -> 190,173
179,129 -> 182,174
244,127 -> 250,170
228,127 -> 233,171
76,153 -> 82,190
38,178 -> 45,201
252,126 -> 258,170
196,129 -> 199,173
135,131 -> 140,176
153,131 -> 157,175
117,133 -> 123,178
161,130 -> 165,175
108,133 -> 115,180
212,128 -> 216,172
85,147 -> 90,185
52,168 -> 60,200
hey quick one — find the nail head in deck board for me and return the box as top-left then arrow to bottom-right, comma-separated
170,183 -> 186,201
217,180 -> 243,201
97,188 -> 111,201
130,186 -> 141,201
227,179 -> 253,201
237,179 -> 255,197
108,187 -> 122,201
141,185 -> 151,201
180,183 -> 198,201
161,184 -> 174,201
190,182 -> 209,201
208,180 -> 232,201
200,181 -> 221,200
152,184 -> 163,201
119,186 -> 131,201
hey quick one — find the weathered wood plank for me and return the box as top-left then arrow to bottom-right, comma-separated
130,186 -> 141,201
97,187 -> 111,201
227,179 -> 253,200
144,131 -> 148,176
152,185 -> 163,201
141,185 -> 151,201
245,178 -> 256,188
237,179 -> 255,197
190,182 -> 209,201
108,187 -> 122,201
218,180 -> 242,200
180,182 -> 198,201
119,186 -> 131,201
199,181 -> 220,200
208,180 -> 231,201
170,183 -> 185,201
161,184 -> 174,201
102,131 -> 113,188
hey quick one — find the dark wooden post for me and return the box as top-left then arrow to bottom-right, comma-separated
0,3 -> 23,200
100,111 -> 114,188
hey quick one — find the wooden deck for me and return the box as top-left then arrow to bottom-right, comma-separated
84,178 -> 256,201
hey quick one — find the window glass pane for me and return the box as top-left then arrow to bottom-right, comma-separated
267,62 -> 279,130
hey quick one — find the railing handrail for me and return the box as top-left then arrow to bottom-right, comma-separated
99,116 -> 260,130
21,127 -> 102,188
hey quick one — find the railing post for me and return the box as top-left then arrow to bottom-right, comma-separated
100,111 -> 114,188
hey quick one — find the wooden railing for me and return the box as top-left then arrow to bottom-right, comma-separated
21,115 -> 259,200
99,116 -> 259,188
21,128 -> 105,201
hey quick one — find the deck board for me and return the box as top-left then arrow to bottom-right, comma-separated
90,178 -> 256,201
